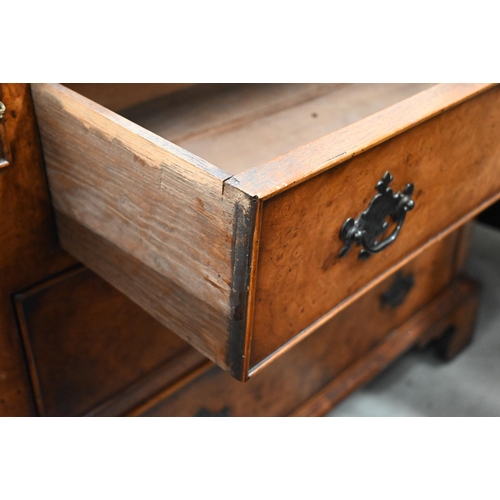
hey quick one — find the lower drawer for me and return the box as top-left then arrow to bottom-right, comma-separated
134,229 -> 464,417
14,266 -> 205,416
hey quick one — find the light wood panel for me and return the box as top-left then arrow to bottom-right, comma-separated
31,83 -> 253,376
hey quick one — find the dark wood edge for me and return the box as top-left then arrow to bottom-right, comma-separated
224,180 -> 261,381
289,277 -> 480,417
248,192 -> 500,378
232,83 -> 496,199
243,195 -> 263,381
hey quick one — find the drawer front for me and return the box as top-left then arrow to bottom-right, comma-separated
138,231 -> 460,416
15,266 -> 204,416
249,86 -> 500,368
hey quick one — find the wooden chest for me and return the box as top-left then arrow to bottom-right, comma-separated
0,83 -> 492,415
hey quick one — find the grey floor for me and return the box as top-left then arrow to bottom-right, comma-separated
327,222 -> 500,417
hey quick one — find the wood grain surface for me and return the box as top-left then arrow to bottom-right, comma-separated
0,84 -> 76,415
249,85 -> 500,369
31,83 -> 254,375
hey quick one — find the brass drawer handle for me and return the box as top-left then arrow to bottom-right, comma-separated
339,171 -> 415,260
0,101 -> 5,120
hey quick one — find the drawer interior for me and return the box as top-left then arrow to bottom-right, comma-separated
65,83 -> 433,175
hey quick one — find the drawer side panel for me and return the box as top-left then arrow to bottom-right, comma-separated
31,83 -> 246,373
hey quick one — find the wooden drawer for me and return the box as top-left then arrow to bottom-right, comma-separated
31,83 -> 500,380
14,266 -> 205,416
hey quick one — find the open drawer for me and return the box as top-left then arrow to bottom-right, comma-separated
31,83 -> 500,380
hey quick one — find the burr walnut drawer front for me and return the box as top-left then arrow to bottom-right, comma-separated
31,83 -> 500,381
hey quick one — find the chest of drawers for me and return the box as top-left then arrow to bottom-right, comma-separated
0,83 -> 491,415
